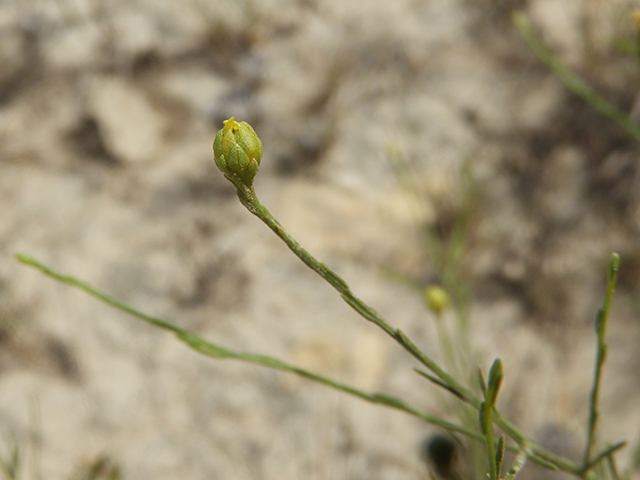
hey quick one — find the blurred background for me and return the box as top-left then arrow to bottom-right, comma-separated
0,0 -> 639,478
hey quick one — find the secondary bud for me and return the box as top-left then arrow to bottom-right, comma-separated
213,117 -> 263,187
424,285 -> 450,315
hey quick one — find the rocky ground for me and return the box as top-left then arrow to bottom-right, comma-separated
0,0 -> 639,479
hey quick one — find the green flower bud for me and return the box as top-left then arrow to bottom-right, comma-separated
424,285 -> 450,315
213,117 -> 263,187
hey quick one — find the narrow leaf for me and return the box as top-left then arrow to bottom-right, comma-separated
486,358 -> 504,407
496,434 -> 506,479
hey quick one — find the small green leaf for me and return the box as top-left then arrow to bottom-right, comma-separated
414,368 -> 464,399
496,434 -> 506,478
479,400 -> 487,434
478,367 -> 487,396
486,358 -> 504,407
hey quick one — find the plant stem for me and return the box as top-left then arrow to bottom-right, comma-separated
19,183 -> 623,479
434,313 -> 461,378
483,360 -> 504,480
513,11 -> 640,144
493,411 -> 577,474
228,182 -> 586,475
232,182 -> 477,401
15,253 -> 582,472
16,254 -> 183,336
605,448 -> 621,480
584,442 -> 627,474
15,254 -> 480,441
583,253 -> 620,467
176,330 -> 479,439
483,401 -> 498,480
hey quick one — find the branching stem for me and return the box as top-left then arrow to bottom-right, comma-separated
583,254 -> 621,467
15,253 -> 580,472
228,181 -> 589,475
14,254 -> 479,442
15,179 -> 625,479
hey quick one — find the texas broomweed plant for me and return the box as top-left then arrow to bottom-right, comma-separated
425,285 -> 450,316
213,116 -> 263,188
14,115 -> 631,480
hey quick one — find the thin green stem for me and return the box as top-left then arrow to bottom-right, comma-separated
23,173 -> 620,479
493,410 -> 578,474
583,442 -> 627,475
232,182 -> 476,400
513,12 -> 640,144
434,313 -> 461,378
583,253 -> 620,467
414,368 -> 465,400
16,254 -> 183,335
177,329 -> 479,438
16,253 -> 576,473
482,401 -> 498,480
605,449 -> 621,480
483,359 -> 504,480
228,181 -> 586,475
15,254 -> 480,442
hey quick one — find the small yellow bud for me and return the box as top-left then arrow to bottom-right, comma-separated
424,286 -> 450,315
213,117 -> 263,187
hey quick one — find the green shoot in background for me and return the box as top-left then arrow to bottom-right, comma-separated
513,11 -> 640,144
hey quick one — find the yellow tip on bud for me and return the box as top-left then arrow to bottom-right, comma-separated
223,116 -> 240,132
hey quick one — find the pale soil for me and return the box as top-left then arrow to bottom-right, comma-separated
0,1 -> 639,479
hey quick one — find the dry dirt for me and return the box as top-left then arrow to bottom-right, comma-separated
0,0 -> 639,479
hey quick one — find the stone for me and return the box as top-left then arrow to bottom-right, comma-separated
88,76 -> 166,163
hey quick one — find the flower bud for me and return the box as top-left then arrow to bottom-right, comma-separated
424,285 -> 450,315
213,117 -> 263,186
